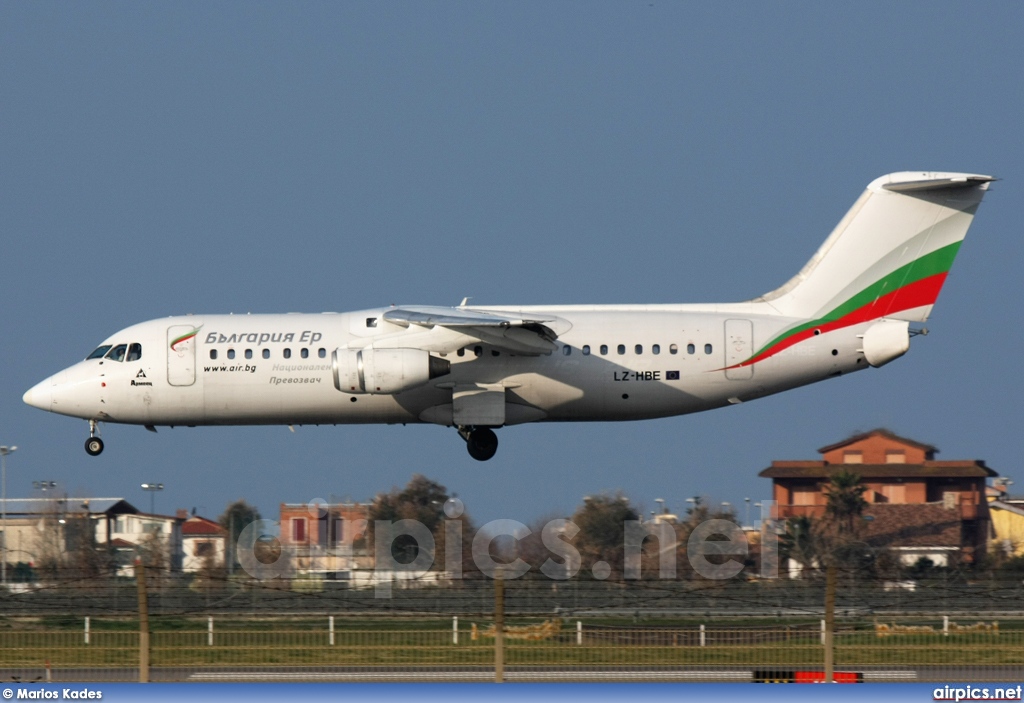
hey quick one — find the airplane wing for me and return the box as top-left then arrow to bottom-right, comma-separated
382,306 -> 570,355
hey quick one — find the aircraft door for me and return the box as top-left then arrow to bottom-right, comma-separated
167,325 -> 198,386
724,319 -> 754,380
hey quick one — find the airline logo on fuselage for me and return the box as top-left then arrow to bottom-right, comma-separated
203,330 -> 324,346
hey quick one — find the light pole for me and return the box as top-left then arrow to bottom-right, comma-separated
141,483 -> 164,515
745,497 -> 751,528
1,445 -> 18,587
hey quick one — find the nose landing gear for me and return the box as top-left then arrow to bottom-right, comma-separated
458,426 -> 499,461
85,420 -> 104,456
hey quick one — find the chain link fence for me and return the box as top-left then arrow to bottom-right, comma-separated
1,573 -> 1022,682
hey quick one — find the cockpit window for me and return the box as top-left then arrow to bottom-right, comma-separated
86,345 -> 113,360
126,343 -> 143,362
105,344 -> 128,362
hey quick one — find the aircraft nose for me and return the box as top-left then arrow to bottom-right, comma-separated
23,377 -> 54,411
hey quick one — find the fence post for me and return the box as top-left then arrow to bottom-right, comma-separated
208,616 -> 214,646
943,615 -> 949,637
700,624 -> 706,647
330,615 -> 335,646
494,567 -> 504,684
576,620 -> 582,646
453,616 -> 458,644
136,559 -> 150,684
84,617 -> 90,645
824,564 -> 836,684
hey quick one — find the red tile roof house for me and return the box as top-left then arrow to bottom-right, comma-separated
760,429 -> 996,569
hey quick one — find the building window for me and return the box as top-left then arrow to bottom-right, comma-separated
195,541 -> 214,557
292,518 -> 307,542
885,450 -> 906,464
844,451 -> 863,464
793,489 -> 818,506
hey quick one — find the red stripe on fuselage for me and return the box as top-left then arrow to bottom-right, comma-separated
733,273 -> 947,368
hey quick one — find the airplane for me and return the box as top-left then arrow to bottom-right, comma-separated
23,171 -> 993,461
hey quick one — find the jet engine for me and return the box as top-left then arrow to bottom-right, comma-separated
333,348 -> 450,394
859,320 -> 910,368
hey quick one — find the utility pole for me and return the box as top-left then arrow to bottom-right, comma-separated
494,567 -> 504,683
824,563 -> 836,683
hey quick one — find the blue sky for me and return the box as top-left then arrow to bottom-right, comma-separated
2,2 -> 1022,527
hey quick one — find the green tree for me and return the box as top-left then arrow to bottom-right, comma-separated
218,499 -> 262,571
779,515 -> 819,576
368,474 -> 475,573
823,470 -> 868,535
571,493 -> 639,579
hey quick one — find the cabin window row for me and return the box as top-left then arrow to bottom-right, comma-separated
562,343 -> 713,356
209,347 -> 328,361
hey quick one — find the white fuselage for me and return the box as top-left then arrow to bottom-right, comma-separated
26,304 -> 872,429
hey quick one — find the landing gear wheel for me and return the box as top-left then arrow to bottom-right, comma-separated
466,427 -> 498,462
85,437 -> 104,456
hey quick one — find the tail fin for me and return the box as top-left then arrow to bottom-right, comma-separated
757,172 -> 993,323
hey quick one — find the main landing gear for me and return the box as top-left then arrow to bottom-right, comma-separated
85,420 -> 104,456
459,426 -> 499,462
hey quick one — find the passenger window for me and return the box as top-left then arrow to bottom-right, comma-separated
705,343 -> 713,354
617,344 -> 625,355
687,344 -> 695,355
210,349 -> 218,360
87,345 -> 113,360
669,344 -> 678,355
301,348 -> 309,359
563,346 -> 571,356
474,346 -> 482,357
126,343 -> 143,362
457,348 -> 465,357
284,348 -> 291,359
227,349 -> 235,360
491,350 -> 500,357
105,344 -> 127,362
318,348 -> 326,358
600,345 -> 608,355
582,345 -> 591,355
635,344 -> 643,355
652,344 -> 660,355
263,349 -> 270,359
366,318 -> 378,328
245,349 -> 253,359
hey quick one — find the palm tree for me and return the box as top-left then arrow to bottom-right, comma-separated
823,470 -> 868,535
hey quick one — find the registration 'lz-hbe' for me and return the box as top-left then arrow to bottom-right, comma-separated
24,172 -> 993,461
